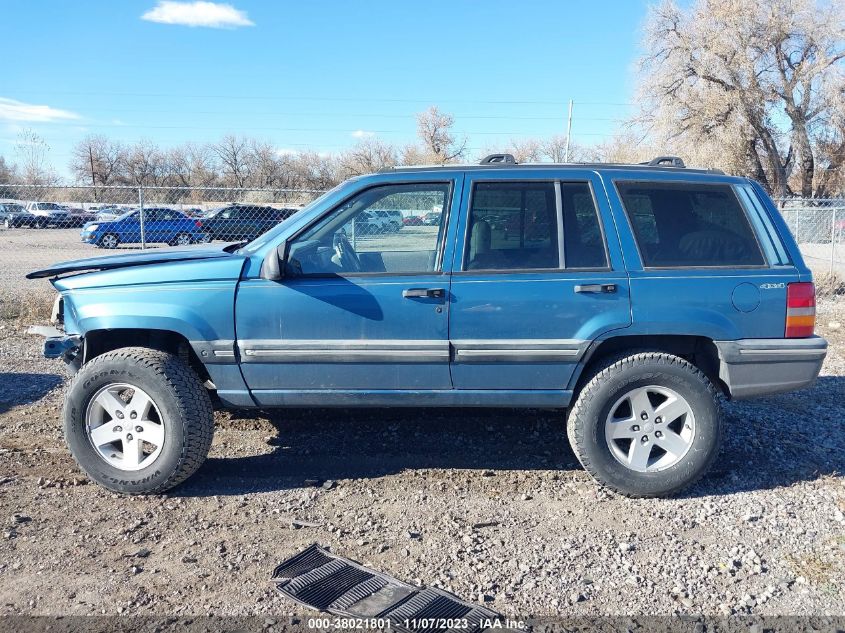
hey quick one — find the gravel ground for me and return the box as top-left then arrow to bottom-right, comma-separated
0,228 -> 843,620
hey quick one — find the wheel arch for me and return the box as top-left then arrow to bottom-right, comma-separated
570,334 -> 725,398
83,328 -> 211,383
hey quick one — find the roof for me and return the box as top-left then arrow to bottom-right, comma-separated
383,154 -> 725,176
387,163 -> 725,175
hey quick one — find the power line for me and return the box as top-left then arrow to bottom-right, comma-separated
12,90 -> 637,107
5,121 -> 617,136
72,108 -> 579,121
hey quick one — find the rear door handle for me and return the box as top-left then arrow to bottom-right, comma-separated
403,287 -> 445,299
574,283 -> 617,294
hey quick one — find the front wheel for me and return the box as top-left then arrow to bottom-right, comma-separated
567,352 -> 722,498
64,347 -> 214,494
99,233 -> 120,249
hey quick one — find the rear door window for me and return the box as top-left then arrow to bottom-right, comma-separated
465,182 -> 558,270
464,181 -> 608,271
616,182 -> 765,267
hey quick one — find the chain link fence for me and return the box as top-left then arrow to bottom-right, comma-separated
0,185 -> 842,277
0,184 -> 326,248
775,198 -> 845,276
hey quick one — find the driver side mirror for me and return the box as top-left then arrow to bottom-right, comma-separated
260,241 -> 289,281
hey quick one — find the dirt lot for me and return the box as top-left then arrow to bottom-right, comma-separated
0,227 -> 844,620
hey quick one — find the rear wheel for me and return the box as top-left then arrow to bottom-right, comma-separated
567,352 -> 722,498
34,217 -> 47,229
99,233 -> 120,249
64,347 -> 214,494
171,232 -> 193,246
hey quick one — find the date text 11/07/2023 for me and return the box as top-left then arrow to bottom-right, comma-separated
305,617 -> 527,630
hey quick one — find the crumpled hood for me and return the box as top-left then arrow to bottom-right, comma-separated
26,243 -> 240,279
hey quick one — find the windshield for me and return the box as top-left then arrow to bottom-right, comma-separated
239,182 -> 350,254
39,203 -> 66,211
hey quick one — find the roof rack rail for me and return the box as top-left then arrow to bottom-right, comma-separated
479,153 -> 517,165
643,156 -> 686,168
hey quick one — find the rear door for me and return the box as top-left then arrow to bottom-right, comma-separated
448,169 -> 632,391
608,175 -> 801,340
148,209 -> 180,243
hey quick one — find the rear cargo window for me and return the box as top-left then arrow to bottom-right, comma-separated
616,182 -> 765,268
736,184 -> 790,265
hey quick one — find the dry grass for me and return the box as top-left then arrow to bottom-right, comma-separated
0,291 -> 54,324
814,271 -> 845,298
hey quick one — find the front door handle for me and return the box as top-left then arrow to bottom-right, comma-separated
574,283 -> 617,294
403,287 -> 445,299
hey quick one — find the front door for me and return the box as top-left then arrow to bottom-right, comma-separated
235,178 -> 462,405
448,170 -> 632,393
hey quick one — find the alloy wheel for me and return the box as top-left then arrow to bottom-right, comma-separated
85,383 -> 165,471
604,385 -> 695,472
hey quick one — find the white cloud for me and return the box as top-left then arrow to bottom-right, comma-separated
351,130 -> 375,139
0,98 -> 80,123
141,1 -> 254,28
275,147 -> 300,157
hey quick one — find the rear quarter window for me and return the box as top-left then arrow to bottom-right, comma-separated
616,182 -> 765,268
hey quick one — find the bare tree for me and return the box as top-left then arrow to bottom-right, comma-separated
249,139 -> 293,189
637,0 -> 845,196
122,139 -> 165,187
15,129 -> 57,185
292,151 -> 340,190
414,106 -> 466,164
212,135 -> 252,188
70,134 -> 125,188
504,139 -> 544,163
0,156 -> 17,183
339,138 -> 398,176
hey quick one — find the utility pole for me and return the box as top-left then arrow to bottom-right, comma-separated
88,146 -> 98,202
564,99 -> 573,162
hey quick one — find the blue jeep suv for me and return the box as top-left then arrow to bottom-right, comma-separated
29,155 -> 828,497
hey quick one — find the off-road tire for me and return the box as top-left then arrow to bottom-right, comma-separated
567,351 -> 723,498
64,347 -> 214,494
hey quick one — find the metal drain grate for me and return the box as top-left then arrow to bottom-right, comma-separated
272,544 -> 506,632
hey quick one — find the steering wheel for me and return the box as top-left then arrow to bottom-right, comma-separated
333,231 -> 362,272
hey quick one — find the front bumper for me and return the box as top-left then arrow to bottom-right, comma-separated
28,325 -> 82,372
714,336 -> 827,399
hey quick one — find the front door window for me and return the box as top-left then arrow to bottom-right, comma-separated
287,183 -> 451,275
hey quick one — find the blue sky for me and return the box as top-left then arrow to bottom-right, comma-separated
1,0 -> 651,176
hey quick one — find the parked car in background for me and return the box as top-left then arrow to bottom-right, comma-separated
382,209 -> 404,231
61,207 -> 97,228
81,208 -> 205,248
202,205 -> 295,241
403,215 -> 424,226
0,202 -> 36,228
422,211 -> 441,226
350,210 -> 390,235
25,202 -> 71,228
94,206 -> 130,221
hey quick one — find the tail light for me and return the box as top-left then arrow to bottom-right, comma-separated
785,282 -> 815,338
194,220 -> 202,228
